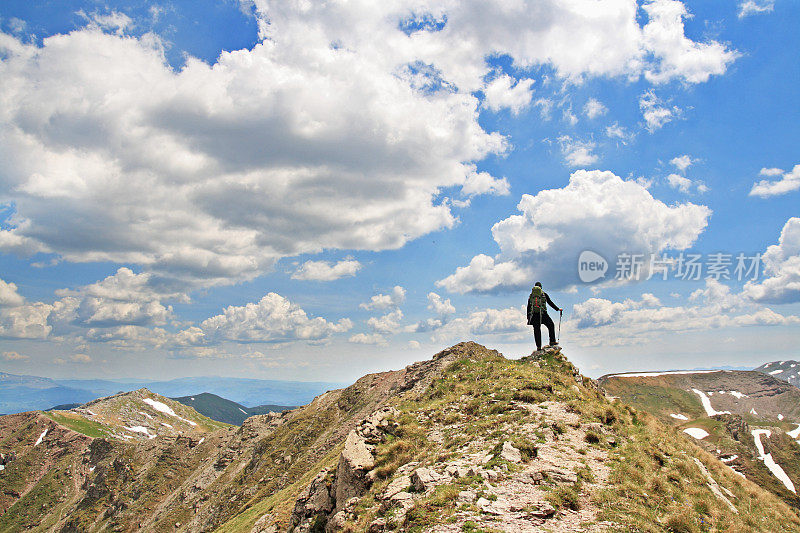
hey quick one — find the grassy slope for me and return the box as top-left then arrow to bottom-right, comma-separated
212,371 -> 402,532
0,415 -> 92,532
310,347 -> 800,532
602,374 -> 800,509
42,410 -> 116,438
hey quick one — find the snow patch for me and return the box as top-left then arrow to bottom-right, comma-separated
124,426 -> 156,439
610,370 -> 724,378
161,422 -> 173,429
750,408 -> 758,416
191,397 -> 195,401
142,397 -> 177,416
239,408 -> 247,414
34,429 -> 48,446
683,428 -> 709,439
770,369 -> 783,375
139,411 -> 154,420
143,397 -> 197,426
778,414 -> 784,421
89,466 -> 95,472
752,429 -> 796,493
198,437 -> 205,445
788,424 -> 800,439
728,390 -> 748,399
670,413 -> 689,420
721,455 -> 738,463
86,409 -> 97,416
691,389 -> 731,416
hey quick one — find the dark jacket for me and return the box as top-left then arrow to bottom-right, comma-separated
527,291 -> 560,325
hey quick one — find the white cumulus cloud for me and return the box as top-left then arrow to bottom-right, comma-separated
641,0 -> 739,84
749,165 -> 800,198
0,279 -> 25,307
200,293 -> 352,343
427,292 -> 455,317
670,154 -> 694,172
438,169 -> 711,293
348,332 -> 387,345
291,259 -> 362,281
360,286 -> 406,310
483,74 -> 535,114
744,217 -> 800,303
570,279 -> 799,346
0,2 -> 737,290
367,309 -> 404,335
54,268 -> 179,328
558,136 -> 598,167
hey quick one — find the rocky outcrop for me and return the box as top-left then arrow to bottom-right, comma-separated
290,406 -> 399,532
291,469 -> 335,532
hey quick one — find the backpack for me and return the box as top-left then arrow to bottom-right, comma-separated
528,286 -> 547,318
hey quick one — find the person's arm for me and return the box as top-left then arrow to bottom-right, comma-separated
546,293 -> 562,312
527,295 -> 533,321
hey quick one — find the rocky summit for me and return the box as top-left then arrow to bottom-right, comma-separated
2,342 -> 800,532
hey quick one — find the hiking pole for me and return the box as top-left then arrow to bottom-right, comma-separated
558,309 -> 562,343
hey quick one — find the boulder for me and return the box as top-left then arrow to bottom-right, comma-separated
411,467 -> 446,492
457,490 -> 476,503
529,501 -> 557,518
477,497 -> 504,515
500,441 -> 522,463
539,466 -> 577,484
383,475 -> 411,500
334,431 -> 375,510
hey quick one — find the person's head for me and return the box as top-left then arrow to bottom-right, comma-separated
534,281 -> 542,288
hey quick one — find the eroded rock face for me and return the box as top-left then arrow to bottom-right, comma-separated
335,430 -> 376,510
289,406 -> 400,532
290,469 -> 335,532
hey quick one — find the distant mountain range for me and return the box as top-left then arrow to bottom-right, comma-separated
0,372 -> 344,415
600,368 -> 800,508
48,392 -> 294,426
171,392 -> 295,425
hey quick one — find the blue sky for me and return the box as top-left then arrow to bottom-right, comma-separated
0,0 -> 797,382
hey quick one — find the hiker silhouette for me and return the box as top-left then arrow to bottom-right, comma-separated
526,282 -> 562,351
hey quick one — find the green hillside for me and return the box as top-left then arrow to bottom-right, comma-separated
171,392 -> 295,425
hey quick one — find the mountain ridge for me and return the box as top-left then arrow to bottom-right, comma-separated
755,360 -> 800,389
1,342 -> 798,532
0,372 -> 344,414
